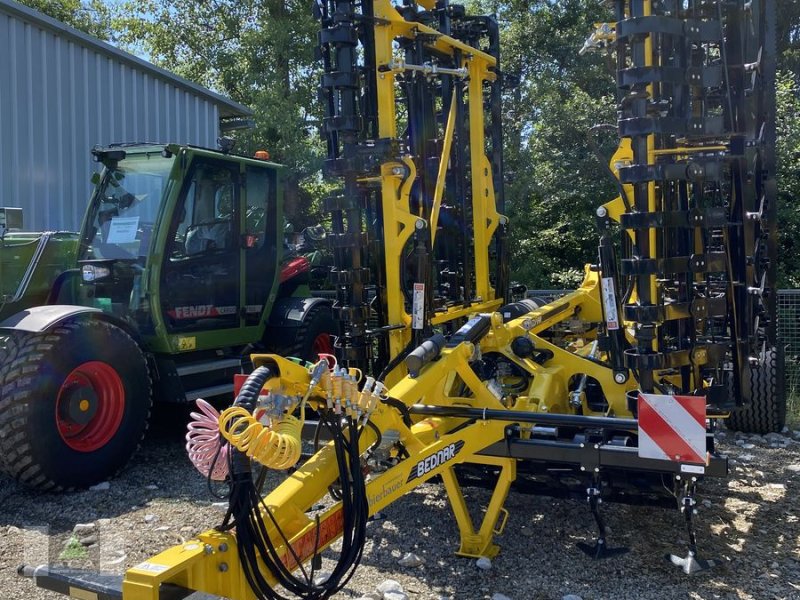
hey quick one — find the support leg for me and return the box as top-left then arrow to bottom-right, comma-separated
441,457 -> 515,559
576,476 -> 629,559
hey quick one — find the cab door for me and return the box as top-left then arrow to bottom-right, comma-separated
159,158 -> 241,332
242,164 -> 279,325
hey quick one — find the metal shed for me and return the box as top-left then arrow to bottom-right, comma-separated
0,0 -> 252,231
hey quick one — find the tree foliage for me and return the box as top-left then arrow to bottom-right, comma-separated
776,70 -> 800,287
482,0 -> 800,289
478,0 -> 618,287
18,0 -> 112,39
113,0 -> 324,225
777,0 -> 800,75
17,0 -> 800,287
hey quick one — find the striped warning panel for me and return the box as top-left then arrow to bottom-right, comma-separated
637,393 -> 707,465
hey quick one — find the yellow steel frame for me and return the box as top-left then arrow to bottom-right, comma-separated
121,267 -> 645,599
373,0 -> 504,380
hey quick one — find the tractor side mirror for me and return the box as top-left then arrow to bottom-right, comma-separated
90,172 -> 101,185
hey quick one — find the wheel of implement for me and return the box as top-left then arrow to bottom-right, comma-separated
0,320 -> 152,491
727,346 -> 786,434
282,303 -> 336,361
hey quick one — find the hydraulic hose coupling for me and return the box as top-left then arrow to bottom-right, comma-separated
360,378 -> 386,425
316,360 -> 385,424
331,366 -> 345,413
329,365 -> 360,416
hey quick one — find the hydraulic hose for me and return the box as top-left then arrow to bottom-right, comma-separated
227,366 -> 275,476
218,359 -> 373,600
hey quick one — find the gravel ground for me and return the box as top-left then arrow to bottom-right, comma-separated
1,406 -> 799,600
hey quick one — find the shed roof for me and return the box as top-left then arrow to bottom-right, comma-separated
0,0 -> 252,119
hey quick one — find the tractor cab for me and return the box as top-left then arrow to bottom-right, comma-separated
0,142 -> 334,491
77,143 -> 285,352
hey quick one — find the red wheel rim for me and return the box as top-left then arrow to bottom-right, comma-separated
312,332 -> 334,358
55,361 -> 125,452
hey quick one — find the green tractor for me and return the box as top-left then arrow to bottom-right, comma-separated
0,143 -> 335,491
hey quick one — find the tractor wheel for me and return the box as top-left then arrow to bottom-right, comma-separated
727,346 -> 786,434
282,303 -> 336,362
0,320 -> 152,491
0,333 -> 17,475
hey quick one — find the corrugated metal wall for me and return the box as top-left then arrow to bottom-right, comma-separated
0,7 -> 222,231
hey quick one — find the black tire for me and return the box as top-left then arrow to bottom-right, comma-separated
0,333 -> 17,476
727,346 -> 786,434
278,303 -> 336,362
0,320 -> 152,491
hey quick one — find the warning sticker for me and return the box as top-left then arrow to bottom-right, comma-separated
600,276 -> 620,330
132,561 -> 169,574
176,336 -> 196,351
68,586 -> 98,600
412,283 -> 425,330
281,509 -> 344,571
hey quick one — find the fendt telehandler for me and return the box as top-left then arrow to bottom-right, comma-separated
0,144 -> 335,491
26,0 -> 783,596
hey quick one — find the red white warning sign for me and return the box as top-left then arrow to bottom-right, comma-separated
638,393 -> 707,465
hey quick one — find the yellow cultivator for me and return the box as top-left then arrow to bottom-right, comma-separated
29,0 -> 782,597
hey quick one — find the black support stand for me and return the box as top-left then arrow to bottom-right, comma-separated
576,477 -> 629,559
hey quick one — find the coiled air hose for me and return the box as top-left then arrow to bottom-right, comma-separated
185,399 -> 229,481
219,406 -> 303,470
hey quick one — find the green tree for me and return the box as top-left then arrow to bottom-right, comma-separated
477,0 -> 617,288
18,0 -> 112,39
24,0 -> 800,287
776,70 -> 800,287
777,0 -> 800,76
482,0 -> 800,289
113,0 -> 324,225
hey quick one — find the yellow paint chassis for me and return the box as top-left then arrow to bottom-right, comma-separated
117,273 -> 661,599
